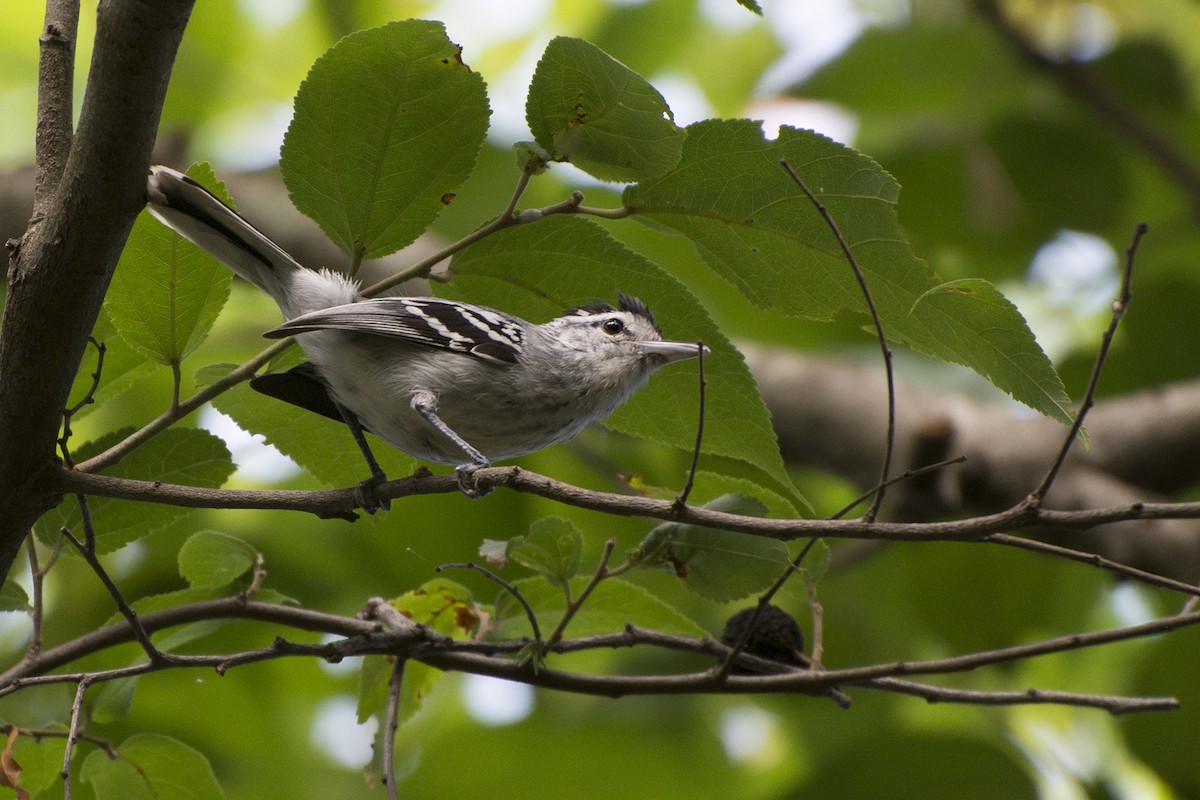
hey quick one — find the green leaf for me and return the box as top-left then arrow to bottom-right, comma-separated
93,676 -> 139,724
198,362 -> 415,489
806,539 -> 832,583
34,428 -> 235,553
637,494 -> 790,602
357,655 -> 391,725
389,578 -> 479,637
107,162 -> 232,366
445,215 -> 792,493
506,517 -> 583,589
280,20 -> 490,260
912,279 -> 1084,440
81,733 -> 225,800
493,576 -> 706,641
625,120 -> 1073,425
0,580 -> 29,612
382,579 -> 481,724
178,531 -> 259,588
526,36 -> 684,182
680,470 -> 801,519
735,0 -> 763,13
12,734 -> 68,797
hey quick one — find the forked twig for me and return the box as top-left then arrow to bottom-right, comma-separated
1029,222 -> 1146,503
541,539 -> 618,656
58,336 -> 105,468
780,159 -> 896,521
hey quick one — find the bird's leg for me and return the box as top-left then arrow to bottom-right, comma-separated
411,391 -> 492,499
333,399 -> 391,513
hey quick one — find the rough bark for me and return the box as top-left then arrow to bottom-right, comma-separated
0,0 -> 195,583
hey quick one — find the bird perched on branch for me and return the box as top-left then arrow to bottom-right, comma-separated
145,166 -> 706,511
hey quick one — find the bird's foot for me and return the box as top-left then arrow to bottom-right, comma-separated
355,472 -> 391,514
454,461 -> 493,499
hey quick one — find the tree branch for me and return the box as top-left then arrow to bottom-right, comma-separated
973,0 -> 1200,211
1,595 -> 1188,716
46,461 -> 1200,545
31,0 -> 79,218
0,0 -> 196,586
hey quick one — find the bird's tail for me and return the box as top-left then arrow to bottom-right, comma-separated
146,165 -> 305,306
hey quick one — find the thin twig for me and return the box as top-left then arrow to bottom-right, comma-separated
169,359 -> 182,411
574,205 -> 631,220
541,539 -> 617,656
58,336 -> 105,468
1029,223 -> 1145,503
63,337 -> 105,420
61,523 -> 164,665
780,159 -> 896,521
1,594 -> 1193,716
362,163 -> 582,298
383,658 -> 406,800
62,676 -> 90,800
716,538 -> 820,680
866,675 -> 1175,714
436,562 -> 542,653
830,455 -> 967,520
0,723 -> 118,758
75,340 -> 291,474
239,554 -> 267,601
805,569 -> 825,665
673,342 -> 707,509
25,538 -> 44,659
499,150 -> 542,221
985,532 -> 1200,598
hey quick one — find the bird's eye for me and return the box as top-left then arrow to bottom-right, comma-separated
601,318 -> 625,335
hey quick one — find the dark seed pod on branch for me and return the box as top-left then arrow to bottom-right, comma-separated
720,605 -> 805,672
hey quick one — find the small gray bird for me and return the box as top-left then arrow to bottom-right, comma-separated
145,166 -> 705,510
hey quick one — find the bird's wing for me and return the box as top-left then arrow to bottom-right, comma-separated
249,362 -> 352,427
264,298 -> 523,365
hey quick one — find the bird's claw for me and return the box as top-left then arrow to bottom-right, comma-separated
355,473 -> 391,514
455,462 -> 492,499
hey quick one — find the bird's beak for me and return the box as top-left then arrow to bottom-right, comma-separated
637,340 -> 710,364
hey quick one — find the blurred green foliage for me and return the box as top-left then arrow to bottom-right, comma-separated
3,1 -> 1200,798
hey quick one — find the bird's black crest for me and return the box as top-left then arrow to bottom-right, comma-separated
563,293 -> 660,333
